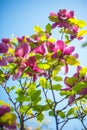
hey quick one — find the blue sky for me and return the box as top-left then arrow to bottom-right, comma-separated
0,0 -> 87,130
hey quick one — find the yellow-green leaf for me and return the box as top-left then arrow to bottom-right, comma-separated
34,26 -> 43,33
66,55 -> 80,66
0,113 -> 16,125
77,30 -> 87,37
79,67 -> 87,76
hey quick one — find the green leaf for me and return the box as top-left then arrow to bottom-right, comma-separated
16,96 -> 30,103
49,110 -> 54,116
60,90 -> 71,96
57,110 -> 65,119
37,62 -> 51,70
37,113 -> 44,121
65,77 -> 78,86
49,15 -> 58,22
39,77 -> 47,88
28,82 -> 36,95
45,23 -> 52,34
52,84 -> 62,91
52,66 -> 61,77
79,67 -> 87,77
66,55 -> 80,66
66,108 -> 74,116
52,76 -> 62,81
73,82 -> 87,93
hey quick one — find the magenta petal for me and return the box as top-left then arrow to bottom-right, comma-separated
52,23 -> 58,29
0,43 -> 8,53
0,106 -> 10,116
73,53 -> 79,58
5,123 -> 17,129
54,40 -> 66,52
33,67 -> 44,73
64,64 -> 69,74
15,43 -> 30,58
79,88 -> 87,95
26,56 -> 36,68
0,58 -> 7,66
68,95 -> 75,105
12,67 -> 25,80
34,43 -> 47,55
63,46 -> 75,55
47,42 -> 55,52
5,56 -> 14,63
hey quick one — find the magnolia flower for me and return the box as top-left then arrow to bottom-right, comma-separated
0,43 -> 8,53
57,9 -> 74,20
34,43 -> 47,55
26,56 -> 36,68
15,43 -> 30,58
2,38 -> 10,44
54,40 -> 75,55
0,105 -> 10,116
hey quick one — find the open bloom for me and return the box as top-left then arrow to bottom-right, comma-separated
51,40 -> 75,56
57,9 -> 74,19
15,43 -> 30,58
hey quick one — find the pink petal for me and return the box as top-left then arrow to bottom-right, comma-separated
26,56 -> 36,68
33,67 -> 44,73
2,38 -> 10,43
54,40 -> 66,52
63,46 -> 75,55
34,43 -> 47,55
0,58 -> 7,66
47,42 -> 55,52
0,106 -> 10,116
0,43 -> 8,53
62,64 -> 69,74
68,95 -> 75,105
12,67 -> 25,80
15,43 -> 30,58
52,22 -> 58,29
5,56 -> 14,63
79,88 -> 87,95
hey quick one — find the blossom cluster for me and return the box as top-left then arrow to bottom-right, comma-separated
0,105 -> 16,129
49,9 -> 86,40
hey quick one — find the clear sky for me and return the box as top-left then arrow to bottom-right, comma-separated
0,0 -> 87,130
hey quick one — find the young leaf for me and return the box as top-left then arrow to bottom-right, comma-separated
79,67 -> 87,77
37,113 -> 44,122
66,108 -> 74,116
77,30 -> 87,37
66,55 -> 80,66
57,110 -> 65,119
49,110 -> 54,116
52,76 -> 62,81
52,84 -> 62,91
37,62 -> 51,70
39,77 -> 47,88
45,23 -> 52,34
